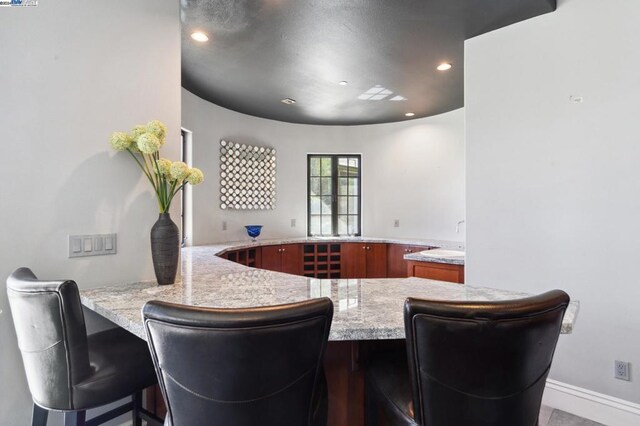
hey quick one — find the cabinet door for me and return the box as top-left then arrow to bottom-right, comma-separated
280,244 -> 302,275
261,245 -> 282,272
365,243 -> 388,278
340,243 -> 367,279
408,261 -> 464,284
386,244 -> 412,278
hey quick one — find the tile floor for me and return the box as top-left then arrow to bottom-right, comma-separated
540,405 -> 605,426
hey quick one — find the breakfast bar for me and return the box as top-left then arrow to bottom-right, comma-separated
80,241 -> 579,426
80,244 -> 578,340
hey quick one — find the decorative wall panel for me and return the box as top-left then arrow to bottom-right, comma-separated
219,140 -> 276,210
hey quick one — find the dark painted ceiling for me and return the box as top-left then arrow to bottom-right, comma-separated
181,0 -> 555,125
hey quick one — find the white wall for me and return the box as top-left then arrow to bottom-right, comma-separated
0,1 -> 181,424
466,0 -> 640,403
182,89 -> 465,245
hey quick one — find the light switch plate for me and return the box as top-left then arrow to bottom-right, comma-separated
69,234 -> 117,258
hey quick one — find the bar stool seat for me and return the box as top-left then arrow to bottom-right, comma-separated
73,327 -> 156,409
366,354 -> 416,426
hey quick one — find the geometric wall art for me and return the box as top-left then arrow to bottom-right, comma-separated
219,140 -> 276,210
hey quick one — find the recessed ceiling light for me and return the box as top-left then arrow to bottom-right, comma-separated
437,63 -> 452,71
405,112 -> 415,117
338,81 -> 348,86
281,98 -> 296,105
191,32 -> 209,42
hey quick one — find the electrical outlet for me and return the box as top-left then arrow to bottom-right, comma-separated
394,219 -> 400,228
291,218 -> 296,228
615,360 -> 631,381
222,221 -> 227,231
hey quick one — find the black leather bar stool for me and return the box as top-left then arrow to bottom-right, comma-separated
142,297 -> 334,426
7,268 -> 161,426
365,290 -> 570,426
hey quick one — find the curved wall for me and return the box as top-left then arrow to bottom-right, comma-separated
182,89 -> 465,245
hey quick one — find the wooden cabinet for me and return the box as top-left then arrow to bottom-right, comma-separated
261,244 -> 301,275
386,244 -> 432,278
407,260 -> 464,284
222,247 -> 261,268
219,242 -> 464,283
341,243 -> 387,278
302,243 -> 342,279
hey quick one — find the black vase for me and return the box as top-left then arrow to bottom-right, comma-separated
150,213 -> 179,285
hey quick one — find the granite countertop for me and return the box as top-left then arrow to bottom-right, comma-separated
404,248 -> 465,265
80,244 -> 579,341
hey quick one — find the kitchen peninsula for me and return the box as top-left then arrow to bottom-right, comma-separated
81,240 -> 579,425
80,241 -> 578,340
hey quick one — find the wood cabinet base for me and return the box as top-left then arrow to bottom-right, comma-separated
407,260 -> 464,283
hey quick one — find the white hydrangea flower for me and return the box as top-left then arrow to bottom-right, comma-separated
186,167 -> 204,185
109,132 -> 133,151
136,133 -> 161,154
170,161 -> 189,181
131,125 -> 148,139
156,158 -> 172,177
146,120 -> 167,145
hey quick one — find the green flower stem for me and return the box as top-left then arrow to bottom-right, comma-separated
142,154 -> 157,189
124,149 -> 192,214
152,156 -> 167,211
125,149 -> 163,211
126,149 -> 155,188
170,182 -> 187,200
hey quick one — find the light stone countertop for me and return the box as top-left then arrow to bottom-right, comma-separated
404,248 -> 465,265
80,244 -> 578,341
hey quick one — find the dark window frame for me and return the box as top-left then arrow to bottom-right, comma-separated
307,154 -> 362,237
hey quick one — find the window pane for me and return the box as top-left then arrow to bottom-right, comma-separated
348,196 -> 358,214
310,215 -> 321,235
321,196 -> 332,214
310,196 -> 321,214
349,158 -> 359,176
321,215 -> 332,235
310,157 -> 321,176
338,158 -> 349,176
310,177 -> 320,195
321,158 -> 332,176
338,215 -> 348,234
338,196 -> 348,214
338,178 -> 348,195
348,216 -> 358,235
349,178 -> 359,195
321,177 -> 332,195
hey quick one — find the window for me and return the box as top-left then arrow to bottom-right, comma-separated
307,155 -> 361,236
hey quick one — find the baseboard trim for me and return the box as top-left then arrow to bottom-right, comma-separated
543,379 -> 640,426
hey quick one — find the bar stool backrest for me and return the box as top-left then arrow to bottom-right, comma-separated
404,290 -> 570,426
7,267 -> 91,410
143,297 -> 333,426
